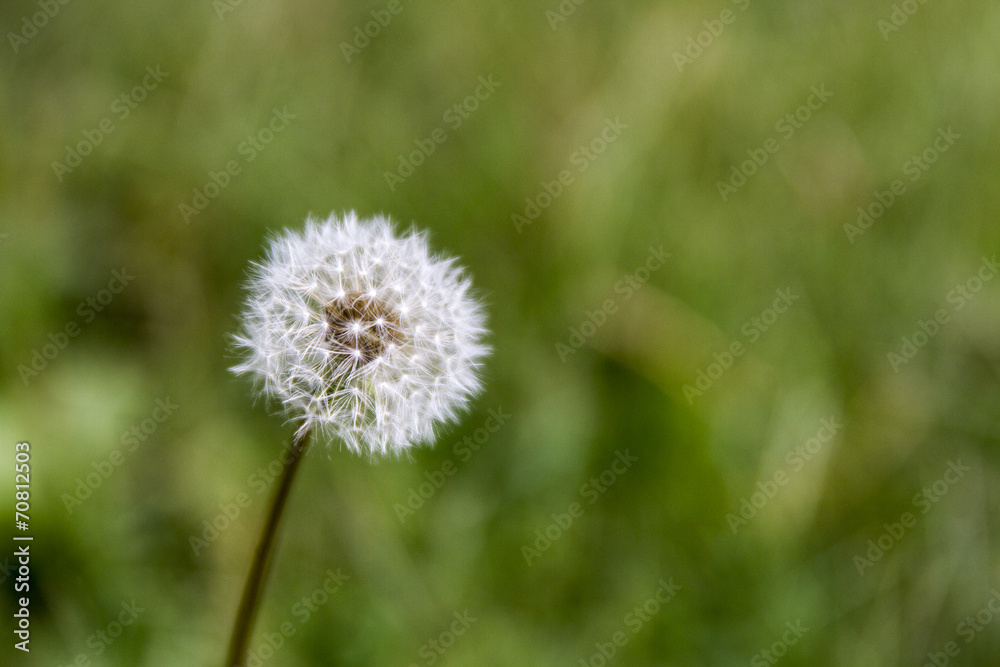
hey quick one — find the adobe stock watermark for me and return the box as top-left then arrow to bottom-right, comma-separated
213,0 -> 248,20
178,107 -> 296,224
878,0 -> 934,40
512,117 -> 628,233
750,620 -> 810,666
844,127 -> 959,242
393,407 -> 511,523
726,417 -> 842,534
56,599 -> 145,667
384,75 -> 501,192
578,578 -> 681,666
887,255 -> 997,372
340,0 -> 414,63
61,398 -> 179,514
923,589 -> 1000,667
7,0 -> 74,54
522,449 -> 638,567
682,287 -> 799,404
672,0 -> 752,73
853,459 -> 970,576
17,268 -> 135,385
556,245 -> 671,362
545,0 -> 587,31
51,66 -> 169,182
239,568 -> 349,666
189,433 -> 304,556
405,611 -> 477,667
717,84 -> 833,202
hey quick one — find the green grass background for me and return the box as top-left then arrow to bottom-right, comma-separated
1,0 -> 1000,665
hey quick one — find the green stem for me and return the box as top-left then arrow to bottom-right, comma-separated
224,427 -> 312,667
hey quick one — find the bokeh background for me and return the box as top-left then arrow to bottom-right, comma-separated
2,1 -> 1000,665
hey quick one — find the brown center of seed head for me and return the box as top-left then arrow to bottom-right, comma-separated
323,292 -> 403,364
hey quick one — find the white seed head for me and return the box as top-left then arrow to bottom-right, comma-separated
232,212 -> 489,457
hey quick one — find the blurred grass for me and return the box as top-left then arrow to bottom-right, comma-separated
1,0 -> 1000,665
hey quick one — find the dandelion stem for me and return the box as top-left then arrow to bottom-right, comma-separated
224,427 -> 312,667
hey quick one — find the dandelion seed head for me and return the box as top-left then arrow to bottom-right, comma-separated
232,212 -> 489,457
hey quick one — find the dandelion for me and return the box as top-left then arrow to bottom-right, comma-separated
232,211 -> 488,457
224,212 -> 488,667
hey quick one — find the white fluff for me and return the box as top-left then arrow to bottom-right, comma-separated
232,212 -> 489,457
